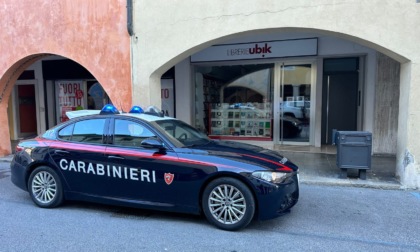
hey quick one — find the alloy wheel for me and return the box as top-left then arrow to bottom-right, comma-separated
31,171 -> 57,204
208,184 -> 246,225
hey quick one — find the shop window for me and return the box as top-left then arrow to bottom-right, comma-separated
194,64 -> 274,139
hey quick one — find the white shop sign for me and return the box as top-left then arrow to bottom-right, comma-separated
191,38 -> 317,63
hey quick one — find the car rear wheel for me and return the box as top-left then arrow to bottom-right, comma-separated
28,166 -> 63,208
202,177 -> 255,231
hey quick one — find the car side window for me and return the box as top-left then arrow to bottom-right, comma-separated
158,121 -> 195,144
58,124 -> 74,141
114,119 -> 155,147
71,119 -> 106,143
166,124 -> 189,139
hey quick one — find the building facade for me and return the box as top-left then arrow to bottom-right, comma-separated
131,0 -> 420,188
0,0 -> 419,188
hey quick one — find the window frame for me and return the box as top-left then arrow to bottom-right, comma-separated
56,117 -> 108,145
111,118 -> 157,148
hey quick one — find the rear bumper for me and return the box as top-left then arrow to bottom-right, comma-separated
10,159 -> 28,192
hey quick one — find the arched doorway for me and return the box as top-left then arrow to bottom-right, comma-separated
7,56 -> 112,152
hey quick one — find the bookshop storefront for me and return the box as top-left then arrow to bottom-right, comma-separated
191,38 -> 318,146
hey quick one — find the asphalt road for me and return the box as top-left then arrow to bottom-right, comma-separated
1,162 -> 419,252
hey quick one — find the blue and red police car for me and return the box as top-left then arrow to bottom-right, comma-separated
10,105 -> 299,230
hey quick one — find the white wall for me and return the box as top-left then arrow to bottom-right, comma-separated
174,58 -> 193,124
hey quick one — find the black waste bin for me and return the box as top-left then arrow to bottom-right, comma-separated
335,131 -> 372,179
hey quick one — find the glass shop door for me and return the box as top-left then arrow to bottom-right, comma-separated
274,62 -> 313,144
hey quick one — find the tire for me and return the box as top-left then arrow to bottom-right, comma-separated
202,177 -> 255,231
28,166 -> 63,208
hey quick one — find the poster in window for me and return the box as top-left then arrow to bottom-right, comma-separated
161,79 -> 174,117
56,80 -> 86,123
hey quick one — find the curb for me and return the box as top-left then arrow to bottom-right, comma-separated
0,158 -> 13,163
300,178 -> 403,190
0,155 -> 13,162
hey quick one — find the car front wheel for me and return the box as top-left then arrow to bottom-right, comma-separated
28,166 -> 63,208
202,177 -> 255,231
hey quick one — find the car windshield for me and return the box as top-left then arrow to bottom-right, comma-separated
154,119 -> 211,147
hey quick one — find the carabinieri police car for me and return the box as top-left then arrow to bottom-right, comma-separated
11,104 -> 299,231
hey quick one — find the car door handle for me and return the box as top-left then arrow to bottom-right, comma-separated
54,150 -> 69,155
107,155 -> 125,160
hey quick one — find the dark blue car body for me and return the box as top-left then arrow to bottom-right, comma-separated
11,108 -> 299,230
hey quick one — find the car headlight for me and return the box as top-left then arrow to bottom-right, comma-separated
252,171 -> 290,184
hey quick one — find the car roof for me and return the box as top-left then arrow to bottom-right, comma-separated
118,113 -> 173,122
66,110 -> 174,122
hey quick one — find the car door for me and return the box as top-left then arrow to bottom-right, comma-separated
104,118 -> 205,209
49,117 -> 109,196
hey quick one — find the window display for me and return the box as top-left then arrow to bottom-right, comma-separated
194,63 -> 311,143
194,64 -> 274,139
209,102 -> 272,137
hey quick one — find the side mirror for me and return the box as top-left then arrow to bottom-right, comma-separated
141,138 -> 166,151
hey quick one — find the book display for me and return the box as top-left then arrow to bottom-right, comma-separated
209,103 -> 272,138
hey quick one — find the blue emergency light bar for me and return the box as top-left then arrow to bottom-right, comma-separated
144,105 -> 164,117
100,104 -> 120,115
99,104 -> 164,117
129,105 -> 144,114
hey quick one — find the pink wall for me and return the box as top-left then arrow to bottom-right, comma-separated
0,0 -> 132,155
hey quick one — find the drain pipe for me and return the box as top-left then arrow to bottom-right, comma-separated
127,0 -> 134,36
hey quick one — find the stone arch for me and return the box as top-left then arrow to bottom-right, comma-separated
0,52 -> 131,156
0,0 -> 132,156
0,54 -> 48,155
0,54 -> 49,105
153,28 -> 409,77
146,30 -> 399,148
145,28 -> 409,108
0,53 -> 130,106
0,0 -> 132,110
141,27 -> 415,185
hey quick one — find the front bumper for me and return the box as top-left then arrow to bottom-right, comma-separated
253,173 -> 299,220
